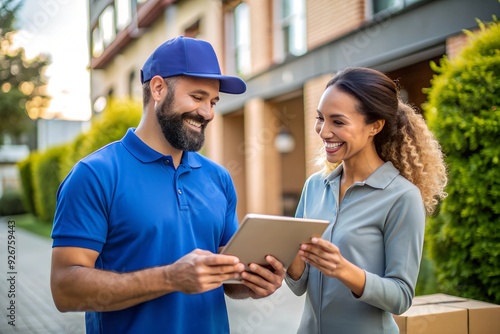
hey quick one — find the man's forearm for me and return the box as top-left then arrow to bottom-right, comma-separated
51,265 -> 173,312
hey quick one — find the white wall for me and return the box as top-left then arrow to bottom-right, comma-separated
37,119 -> 90,151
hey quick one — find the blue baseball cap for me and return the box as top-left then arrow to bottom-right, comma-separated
140,36 -> 246,94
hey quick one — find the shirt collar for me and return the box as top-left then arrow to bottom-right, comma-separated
324,161 -> 400,190
121,128 -> 202,168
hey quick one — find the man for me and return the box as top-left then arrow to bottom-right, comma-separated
50,36 -> 285,334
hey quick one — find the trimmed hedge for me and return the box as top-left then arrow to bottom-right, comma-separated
423,18 -> 500,304
60,99 -> 142,179
17,155 -> 36,215
31,145 -> 67,223
0,190 -> 26,216
18,98 -> 142,223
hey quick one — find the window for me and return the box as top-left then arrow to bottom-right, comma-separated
128,70 -> 141,99
234,3 -> 251,75
275,0 -> 306,62
92,27 -> 104,58
115,0 -> 132,31
100,6 -> 116,47
372,0 -> 422,16
281,0 -> 306,56
128,70 -> 135,97
224,2 -> 251,76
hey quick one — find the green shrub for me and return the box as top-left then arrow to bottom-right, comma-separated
415,245 -> 438,296
31,145 -> 68,223
59,98 -> 141,179
17,98 -> 141,225
0,190 -> 26,216
17,155 -> 37,215
423,18 -> 500,303
59,132 -> 87,181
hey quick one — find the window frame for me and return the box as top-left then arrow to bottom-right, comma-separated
99,5 -> 116,47
273,0 -> 307,64
369,0 -> 423,17
115,0 -> 132,31
224,1 -> 252,77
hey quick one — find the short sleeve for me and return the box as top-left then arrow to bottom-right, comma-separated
51,161 -> 109,253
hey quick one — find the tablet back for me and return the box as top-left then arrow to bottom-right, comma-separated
221,213 -> 329,271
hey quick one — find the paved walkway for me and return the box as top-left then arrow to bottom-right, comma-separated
0,218 -> 305,333
0,218 -> 86,333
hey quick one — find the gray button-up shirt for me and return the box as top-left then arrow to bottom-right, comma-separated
286,161 -> 425,334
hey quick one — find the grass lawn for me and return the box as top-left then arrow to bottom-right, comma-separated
5,213 -> 53,239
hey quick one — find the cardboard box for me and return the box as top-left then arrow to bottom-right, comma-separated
394,304 -> 468,334
411,293 -> 467,306
394,294 -> 500,334
446,300 -> 500,334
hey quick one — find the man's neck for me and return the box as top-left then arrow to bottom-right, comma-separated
135,122 -> 183,168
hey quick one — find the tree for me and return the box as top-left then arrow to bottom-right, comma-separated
0,0 -> 50,146
424,17 -> 500,304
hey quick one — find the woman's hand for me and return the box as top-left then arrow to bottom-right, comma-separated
299,238 -> 345,278
299,238 -> 366,296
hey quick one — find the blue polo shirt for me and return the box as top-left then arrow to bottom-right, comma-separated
52,128 -> 239,334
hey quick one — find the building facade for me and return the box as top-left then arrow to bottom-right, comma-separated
87,0 -> 500,221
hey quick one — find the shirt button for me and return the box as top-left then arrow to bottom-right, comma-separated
164,159 -> 170,164
177,189 -> 182,195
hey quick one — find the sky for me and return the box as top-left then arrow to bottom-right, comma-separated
14,0 -> 91,121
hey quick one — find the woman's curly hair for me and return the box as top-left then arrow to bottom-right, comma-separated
318,67 -> 448,215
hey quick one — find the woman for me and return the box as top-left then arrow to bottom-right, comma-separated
285,67 -> 447,333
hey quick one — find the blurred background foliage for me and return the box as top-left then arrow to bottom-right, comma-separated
424,17 -> 500,304
15,99 -> 141,224
0,0 -> 51,145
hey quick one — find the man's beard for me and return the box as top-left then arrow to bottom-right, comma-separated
155,89 -> 207,152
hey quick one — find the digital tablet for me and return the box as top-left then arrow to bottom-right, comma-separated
220,213 -> 329,283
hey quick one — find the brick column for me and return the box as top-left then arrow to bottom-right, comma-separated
303,74 -> 332,177
244,98 -> 281,215
205,113 -> 223,164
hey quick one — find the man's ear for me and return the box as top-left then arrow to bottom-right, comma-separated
149,76 -> 167,102
371,119 -> 385,136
